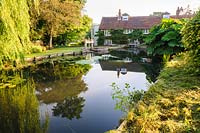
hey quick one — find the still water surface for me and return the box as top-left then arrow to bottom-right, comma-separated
38,57 -> 150,133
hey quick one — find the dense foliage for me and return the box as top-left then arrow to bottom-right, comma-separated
96,31 -> 105,45
54,15 -> 92,46
145,18 -> 185,57
129,29 -> 144,43
111,29 -> 129,44
181,11 -> 200,75
0,0 -> 91,67
0,0 -> 35,67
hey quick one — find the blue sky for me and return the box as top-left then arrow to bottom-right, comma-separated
84,0 -> 200,24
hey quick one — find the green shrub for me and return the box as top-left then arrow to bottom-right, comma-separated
111,83 -> 144,113
30,45 -> 44,53
181,10 -> 200,74
145,18 -> 185,57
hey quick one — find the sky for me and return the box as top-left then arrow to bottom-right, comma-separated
84,0 -> 200,24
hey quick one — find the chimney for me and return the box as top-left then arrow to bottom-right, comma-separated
176,7 -> 180,16
118,9 -> 122,20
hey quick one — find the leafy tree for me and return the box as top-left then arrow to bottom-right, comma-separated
30,19 -> 48,43
182,10 -> 200,74
145,18 -> 186,59
40,0 -> 85,48
76,15 -> 92,41
54,15 -> 92,46
111,29 -> 129,44
28,0 -> 40,41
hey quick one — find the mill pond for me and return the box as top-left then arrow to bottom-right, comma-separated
0,50 -> 153,133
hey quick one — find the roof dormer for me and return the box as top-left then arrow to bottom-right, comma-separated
122,13 -> 129,21
162,12 -> 170,19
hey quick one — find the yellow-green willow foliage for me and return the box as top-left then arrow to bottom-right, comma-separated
0,0 -> 38,67
0,75 -> 46,133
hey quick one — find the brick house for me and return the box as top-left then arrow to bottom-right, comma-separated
99,9 -> 193,46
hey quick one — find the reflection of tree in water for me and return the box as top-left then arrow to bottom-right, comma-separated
29,61 -> 91,82
0,61 -> 91,132
36,76 -> 87,104
53,96 -> 85,120
34,62 -> 90,104
0,72 -> 48,133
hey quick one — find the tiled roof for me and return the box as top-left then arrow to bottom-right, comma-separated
99,16 -> 162,30
99,15 -> 194,30
170,14 -> 194,19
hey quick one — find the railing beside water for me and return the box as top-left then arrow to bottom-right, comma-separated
25,50 -> 93,63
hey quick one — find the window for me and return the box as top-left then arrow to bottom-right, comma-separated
104,30 -> 111,36
123,29 -> 132,34
104,39 -> 112,45
122,16 -> 129,21
143,29 -> 149,34
163,14 -> 170,19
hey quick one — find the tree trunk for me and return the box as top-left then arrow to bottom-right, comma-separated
49,34 -> 53,49
49,27 -> 53,49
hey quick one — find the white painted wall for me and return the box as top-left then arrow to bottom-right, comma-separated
91,24 -> 99,46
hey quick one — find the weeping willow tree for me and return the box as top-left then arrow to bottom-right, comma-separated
0,0 -> 38,68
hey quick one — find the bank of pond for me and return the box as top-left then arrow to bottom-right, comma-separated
108,54 -> 200,132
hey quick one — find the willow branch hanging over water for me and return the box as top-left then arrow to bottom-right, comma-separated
0,0 -> 38,68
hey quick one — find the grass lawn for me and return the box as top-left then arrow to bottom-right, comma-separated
25,47 -> 82,58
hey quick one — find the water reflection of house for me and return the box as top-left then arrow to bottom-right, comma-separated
99,60 -> 144,73
99,9 -> 193,46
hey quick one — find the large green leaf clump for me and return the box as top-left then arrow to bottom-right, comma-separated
145,18 -> 185,56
